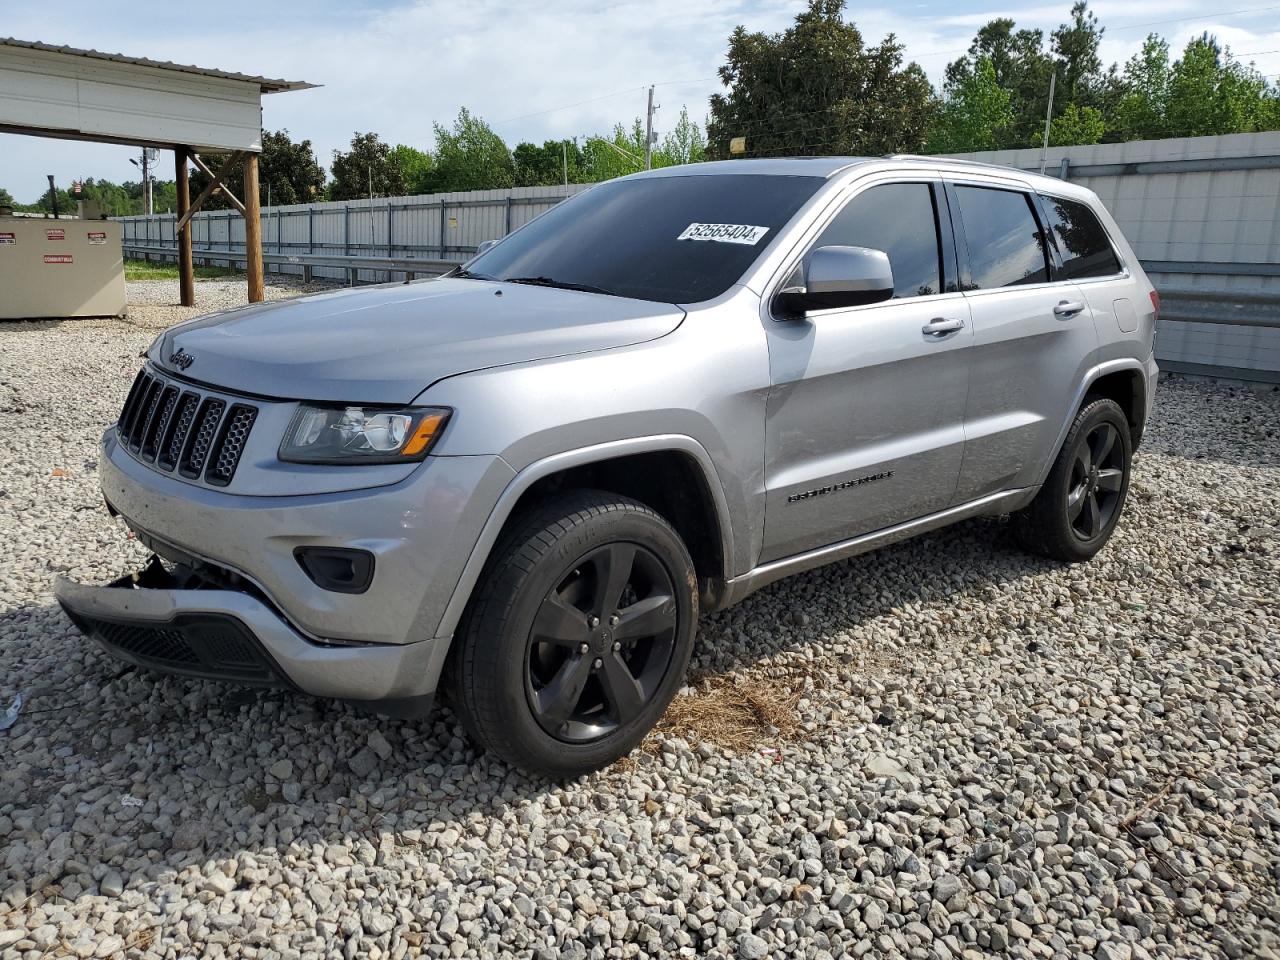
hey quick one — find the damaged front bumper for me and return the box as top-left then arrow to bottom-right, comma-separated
54,559 -> 446,717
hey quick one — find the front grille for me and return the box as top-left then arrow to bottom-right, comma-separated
70,610 -> 282,684
95,618 -> 201,666
116,369 -> 257,488
206,405 -> 257,486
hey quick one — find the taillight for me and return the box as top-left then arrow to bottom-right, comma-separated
1149,290 -> 1160,322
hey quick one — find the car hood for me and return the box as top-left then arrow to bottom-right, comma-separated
152,279 -> 686,403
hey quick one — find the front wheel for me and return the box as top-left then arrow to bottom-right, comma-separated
450,490 -> 697,778
1013,396 -> 1132,562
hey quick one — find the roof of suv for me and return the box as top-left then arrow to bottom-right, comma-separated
631,155 -> 1073,193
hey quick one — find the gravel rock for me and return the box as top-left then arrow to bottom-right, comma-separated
1,288 -> 1279,958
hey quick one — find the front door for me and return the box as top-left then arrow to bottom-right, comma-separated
760,179 -> 973,564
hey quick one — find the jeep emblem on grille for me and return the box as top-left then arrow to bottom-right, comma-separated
169,349 -> 195,370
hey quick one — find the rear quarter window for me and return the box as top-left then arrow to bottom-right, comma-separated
1040,195 -> 1123,279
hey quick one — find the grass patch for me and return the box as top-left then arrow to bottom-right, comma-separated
124,259 -> 240,281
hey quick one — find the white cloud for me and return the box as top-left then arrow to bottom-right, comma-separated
2,0 -> 1277,202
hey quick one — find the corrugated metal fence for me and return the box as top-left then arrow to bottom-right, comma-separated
120,184 -> 590,284
120,133 -> 1280,381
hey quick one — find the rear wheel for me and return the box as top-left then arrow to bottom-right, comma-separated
1013,397 -> 1132,562
450,490 -> 697,778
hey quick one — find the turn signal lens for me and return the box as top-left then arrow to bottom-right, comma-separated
401,411 -> 448,457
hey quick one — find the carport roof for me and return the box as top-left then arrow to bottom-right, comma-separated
0,38 -> 315,93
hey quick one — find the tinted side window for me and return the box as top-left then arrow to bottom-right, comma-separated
815,183 -> 942,299
1041,195 -> 1122,279
953,186 -> 1050,289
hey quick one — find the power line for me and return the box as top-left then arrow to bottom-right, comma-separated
493,86 -> 648,125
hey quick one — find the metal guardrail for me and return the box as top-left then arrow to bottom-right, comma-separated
1158,287 -> 1280,329
124,243 -> 457,283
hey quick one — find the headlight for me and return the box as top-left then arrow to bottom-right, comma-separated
279,405 -> 451,464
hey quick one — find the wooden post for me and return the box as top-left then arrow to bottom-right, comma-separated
175,147 -> 195,307
243,153 -> 264,303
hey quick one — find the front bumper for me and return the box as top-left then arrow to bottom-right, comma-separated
97,428 -> 515,646
55,561 -> 447,716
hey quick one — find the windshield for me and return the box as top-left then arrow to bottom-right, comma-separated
462,174 -> 823,304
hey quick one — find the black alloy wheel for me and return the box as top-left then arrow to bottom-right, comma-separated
449,490 -> 698,778
1013,396 -> 1133,562
526,542 -> 678,743
1066,421 -> 1126,541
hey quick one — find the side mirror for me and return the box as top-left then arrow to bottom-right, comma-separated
775,245 -> 895,316
475,238 -> 499,256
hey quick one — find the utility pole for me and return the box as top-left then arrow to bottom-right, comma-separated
46,175 -> 59,218
1039,72 -> 1057,175
140,149 -> 150,215
644,85 -> 656,170
563,140 -> 569,186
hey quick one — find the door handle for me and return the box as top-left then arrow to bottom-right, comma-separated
922,317 -> 964,336
1054,299 -> 1085,318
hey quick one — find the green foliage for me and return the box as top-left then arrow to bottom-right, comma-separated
659,107 -> 707,165
1166,35 -> 1272,137
706,0 -> 935,158
1110,33 -> 1275,140
581,120 -> 647,180
0,186 -> 13,208
190,130 -> 325,209
943,19 -> 1054,148
513,140 -> 585,186
940,5 -> 1280,148
1113,36 -> 1172,140
124,259 -> 238,281
927,57 -> 1014,153
389,144 -> 434,195
1051,2 -> 1105,106
330,132 -> 407,200
426,108 -> 515,193
1048,103 -> 1105,145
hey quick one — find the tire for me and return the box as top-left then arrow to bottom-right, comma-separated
1013,396 -> 1132,562
450,490 -> 698,778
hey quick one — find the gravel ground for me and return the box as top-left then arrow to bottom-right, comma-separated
2,279 -> 1279,959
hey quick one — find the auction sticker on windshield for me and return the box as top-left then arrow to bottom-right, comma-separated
677,223 -> 769,245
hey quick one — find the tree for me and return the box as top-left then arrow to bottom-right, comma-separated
1052,2 -> 1105,106
190,129 -> 325,209
927,57 -> 1013,153
329,132 -> 407,201
389,144 -> 434,195
512,140 -> 583,186
658,107 -> 707,165
426,108 -> 514,193
1166,35 -> 1271,137
944,19 -> 1054,148
1109,33 -> 1277,140
1048,103 -> 1105,145
707,0 -> 935,159
1113,36 -> 1172,140
0,187 -> 14,208
582,121 -> 647,181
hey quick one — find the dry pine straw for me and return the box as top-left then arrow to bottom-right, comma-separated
643,667 -> 823,755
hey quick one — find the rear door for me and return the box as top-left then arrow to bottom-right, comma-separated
760,177 -> 973,564
947,180 -> 1100,502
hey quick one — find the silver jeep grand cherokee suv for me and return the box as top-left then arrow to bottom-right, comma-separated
57,157 -> 1158,777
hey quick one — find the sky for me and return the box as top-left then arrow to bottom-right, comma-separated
3,0 -> 1279,202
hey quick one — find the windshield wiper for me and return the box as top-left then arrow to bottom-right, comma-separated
449,267 -> 497,281
504,276 -> 614,296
